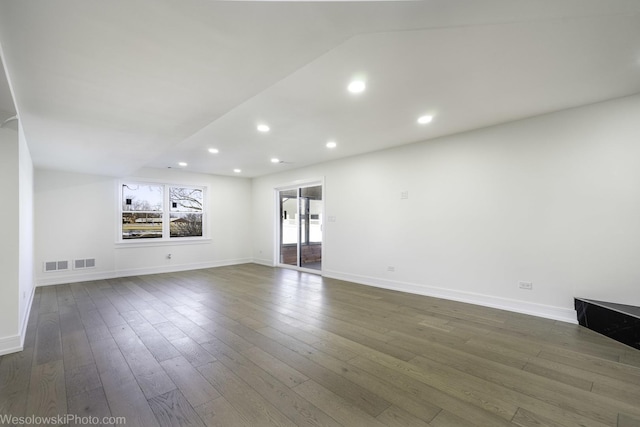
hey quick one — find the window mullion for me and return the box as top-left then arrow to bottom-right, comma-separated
163,184 -> 170,240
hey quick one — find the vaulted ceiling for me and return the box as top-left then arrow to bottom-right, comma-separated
1,0 -> 640,177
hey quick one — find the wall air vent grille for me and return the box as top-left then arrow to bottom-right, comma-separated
74,258 -> 96,270
44,260 -> 70,272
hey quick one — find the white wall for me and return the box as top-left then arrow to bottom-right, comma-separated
0,123 -> 34,355
252,95 -> 640,323
0,127 -> 20,353
18,123 -> 34,339
35,167 -> 252,285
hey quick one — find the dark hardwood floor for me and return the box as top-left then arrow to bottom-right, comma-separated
1,263 -> 639,426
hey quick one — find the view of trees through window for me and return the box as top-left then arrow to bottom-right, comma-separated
170,187 -> 203,238
121,183 -> 204,240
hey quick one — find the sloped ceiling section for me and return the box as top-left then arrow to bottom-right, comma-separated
0,0 -> 640,177
0,55 -> 16,122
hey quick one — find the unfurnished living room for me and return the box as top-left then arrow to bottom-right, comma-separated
1,1 -> 640,426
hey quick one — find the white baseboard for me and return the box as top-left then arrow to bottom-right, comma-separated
36,258 -> 253,287
252,258 -> 274,267
19,285 -> 35,345
0,334 -> 22,356
0,283 -> 36,356
323,269 -> 577,324
33,261 -> 577,323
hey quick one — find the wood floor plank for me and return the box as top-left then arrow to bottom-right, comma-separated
201,338 -> 342,427
148,388 -> 205,427
138,306 -> 170,325
407,353 -> 617,426
162,310 -> 216,344
38,286 -> 59,314
79,309 -> 108,331
25,360 -> 67,422
85,324 -> 113,344
127,320 -> 182,363
62,329 -> 95,370
620,350 -> 640,369
67,386 -> 113,426
240,345 -> 309,388
346,353 -> 513,427
0,348 -> 33,418
23,308 -> 39,350
538,349 -> 640,385
170,336 -> 216,368
428,410 -> 474,427
591,379 -> 640,408
197,361 -> 297,427
34,312 -> 63,366
59,309 -> 84,335
90,336 -> 159,426
197,319 -> 255,353
254,326 -> 441,421
65,362 -> 102,398
194,396 -> 252,427
55,284 -> 76,311
522,359 -> 594,391
223,321 -> 391,418
4,264 -> 639,427
376,405 -> 432,427
0,347 -> 33,393
155,321 -> 189,342
0,387 -> 28,422
511,407 -> 565,427
618,413 -> 640,427
97,304 -> 127,328
160,356 -> 220,407
292,379 -> 387,427
109,323 -> 177,399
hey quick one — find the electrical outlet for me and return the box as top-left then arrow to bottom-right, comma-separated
387,266 -> 395,272
400,191 -> 409,199
518,281 -> 533,290
167,254 -> 172,260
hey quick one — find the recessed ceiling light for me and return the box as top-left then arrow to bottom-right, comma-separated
233,168 -> 241,173
326,141 -> 337,149
347,80 -> 366,94
417,115 -> 434,125
257,124 -> 270,132
208,148 -> 219,154
178,162 -> 188,167
271,158 -> 280,163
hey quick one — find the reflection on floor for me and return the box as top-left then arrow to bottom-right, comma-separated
302,262 -> 321,271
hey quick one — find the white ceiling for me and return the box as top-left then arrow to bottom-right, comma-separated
1,0 -> 640,177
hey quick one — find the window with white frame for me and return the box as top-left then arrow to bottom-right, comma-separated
120,182 -> 205,241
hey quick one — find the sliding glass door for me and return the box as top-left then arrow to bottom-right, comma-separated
278,184 -> 323,271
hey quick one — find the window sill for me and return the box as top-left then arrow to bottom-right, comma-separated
115,238 -> 211,249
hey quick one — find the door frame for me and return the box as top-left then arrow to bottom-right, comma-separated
274,177 -> 324,275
